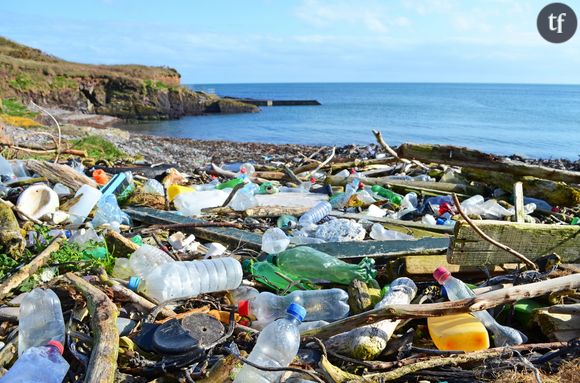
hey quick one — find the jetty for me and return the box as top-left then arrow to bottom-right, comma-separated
225,96 -> 321,106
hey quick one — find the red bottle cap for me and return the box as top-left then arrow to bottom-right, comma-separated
433,266 -> 451,285
240,168 -> 247,174
47,340 -> 64,355
310,177 -> 316,184
238,300 -> 250,317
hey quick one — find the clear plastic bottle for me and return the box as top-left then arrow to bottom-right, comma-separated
129,244 -> 174,279
261,228 -> 290,254
142,179 -> 165,195
230,183 -> 259,211
433,266 -> 526,346
18,288 -> 65,356
68,184 -> 102,225
0,154 -> 16,182
173,189 -> 229,216
233,303 -> 306,383
239,289 -> 349,323
298,201 -> 332,229
228,286 -> 260,304
0,341 -> 69,383
369,223 -> 414,240
91,194 -> 131,231
140,257 -> 243,302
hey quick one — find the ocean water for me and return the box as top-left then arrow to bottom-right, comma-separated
122,83 -> 580,159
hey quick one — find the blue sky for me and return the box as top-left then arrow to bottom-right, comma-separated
1,0 -> 579,84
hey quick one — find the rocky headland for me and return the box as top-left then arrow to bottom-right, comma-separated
0,37 -> 257,120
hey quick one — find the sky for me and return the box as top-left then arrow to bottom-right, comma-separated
1,0 -> 579,84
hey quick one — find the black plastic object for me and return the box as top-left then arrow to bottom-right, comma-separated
133,322 -> 159,352
152,319 -> 200,354
181,313 -> 225,349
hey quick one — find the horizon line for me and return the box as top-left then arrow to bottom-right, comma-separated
184,80 -> 580,86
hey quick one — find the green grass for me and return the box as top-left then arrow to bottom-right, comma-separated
144,79 -> 174,91
9,73 -> 35,91
51,75 -> 77,90
0,98 -> 37,117
71,135 -> 127,160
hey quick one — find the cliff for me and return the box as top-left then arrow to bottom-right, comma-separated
0,37 -> 258,120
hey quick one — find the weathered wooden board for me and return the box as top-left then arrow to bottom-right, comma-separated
125,207 -> 449,260
448,220 -> 580,266
402,255 -> 518,275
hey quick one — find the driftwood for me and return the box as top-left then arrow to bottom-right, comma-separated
65,273 -> 119,383
292,157 -> 398,176
326,175 -> 483,196
0,200 -> 25,258
244,205 -> 310,218
397,143 -> 580,184
302,273 -> 580,339
534,305 -> 580,341
462,168 -> 580,207
104,231 -> 139,258
351,342 -> 566,382
0,236 -> 64,300
26,160 -> 96,191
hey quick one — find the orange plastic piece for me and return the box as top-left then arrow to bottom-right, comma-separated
92,169 -> 110,185
427,313 -> 490,352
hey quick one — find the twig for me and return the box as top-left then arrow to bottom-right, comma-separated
452,193 -> 537,270
222,182 -> 245,207
30,101 -> 62,163
372,129 -> 430,170
0,235 -> 64,300
301,273 -> 579,339
282,164 -> 303,184
64,273 -> 119,383
230,352 -> 327,383
139,221 -> 242,234
305,146 -> 336,179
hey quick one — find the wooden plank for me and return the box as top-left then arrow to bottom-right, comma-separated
397,143 -> 580,184
26,160 -> 96,191
124,207 -> 449,259
513,182 -> 525,223
307,238 -> 448,260
448,220 -> 580,266
124,207 -> 263,250
402,255 -> 518,275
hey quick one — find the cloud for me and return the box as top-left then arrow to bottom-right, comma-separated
295,0 -> 391,33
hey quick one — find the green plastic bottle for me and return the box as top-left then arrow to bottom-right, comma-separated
243,260 -> 315,292
215,178 -> 244,190
371,185 -> 403,205
273,246 -> 376,285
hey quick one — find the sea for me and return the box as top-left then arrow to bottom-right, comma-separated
122,83 -> 580,159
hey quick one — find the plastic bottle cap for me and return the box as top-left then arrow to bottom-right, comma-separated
240,168 -> 247,174
128,276 -> 141,291
286,303 -> 306,322
238,300 -> 250,317
47,340 -> 64,355
310,177 -> 316,184
433,266 -> 451,285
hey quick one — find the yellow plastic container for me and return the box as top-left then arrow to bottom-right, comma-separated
427,313 -> 490,351
167,184 -> 195,202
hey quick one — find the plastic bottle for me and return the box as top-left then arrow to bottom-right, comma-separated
216,177 -> 245,190
298,201 -> 332,229
433,266 -> 526,346
239,288 -> 349,324
389,192 -> 418,219
277,214 -> 298,229
129,244 -> 174,279
428,313 -> 490,352
68,184 -> 103,225
0,154 -> 16,182
0,341 -> 69,383
229,183 -> 259,211
167,184 -> 195,202
228,286 -> 260,304
370,185 -> 403,205
421,214 -> 437,225
11,161 -> 28,178
369,223 -> 414,240
53,183 -> 71,197
173,189 -> 229,216
139,257 -> 243,302
195,178 -> 220,191
142,179 -> 165,195
274,246 -> 376,284
92,194 -> 130,231
233,303 -> 306,383
314,219 -> 366,242
18,288 -> 65,356
261,228 -> 290,254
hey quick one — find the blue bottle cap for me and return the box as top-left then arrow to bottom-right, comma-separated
286,303 -> 306,322
128,276 -> 141,292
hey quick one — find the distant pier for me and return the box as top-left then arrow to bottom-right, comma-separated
226,97 -> 321,106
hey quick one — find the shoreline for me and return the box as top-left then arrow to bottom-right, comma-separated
2,119 -> 578,175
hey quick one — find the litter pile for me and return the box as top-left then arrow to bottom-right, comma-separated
0,130 -> 578,383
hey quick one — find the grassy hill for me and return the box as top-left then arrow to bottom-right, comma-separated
0,37 -> 257,119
